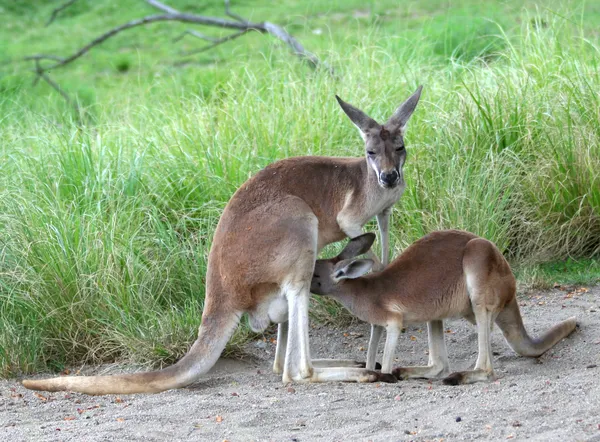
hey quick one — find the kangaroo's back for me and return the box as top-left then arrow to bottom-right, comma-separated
316,229 -> 577,383
375,230 -> 477,321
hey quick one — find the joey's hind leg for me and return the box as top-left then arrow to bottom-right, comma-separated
393,320 -> 450,380
443,307 -> 497,385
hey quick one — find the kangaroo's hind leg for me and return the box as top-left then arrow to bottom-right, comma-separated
443,305 -> 497,385
392,320 -> 451,380
273,322 -> 288,374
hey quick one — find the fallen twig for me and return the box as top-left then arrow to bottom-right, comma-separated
24,0 -> 331,110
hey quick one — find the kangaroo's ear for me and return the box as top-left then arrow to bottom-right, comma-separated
336,95 -> 380,136
333,259 -> 374,280
385,85 -> 423,133
338,233 -> 376,260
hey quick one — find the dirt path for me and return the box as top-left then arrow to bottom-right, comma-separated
1,285 -> 599,441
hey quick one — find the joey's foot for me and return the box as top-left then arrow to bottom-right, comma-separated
392,367 -> 403,380
442,372 -> 464,386
376,372 -> 398,383
392,367 -> 410,380
443,369 -> 496,385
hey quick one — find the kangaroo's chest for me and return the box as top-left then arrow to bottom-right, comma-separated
364,183 -> 405,220
335,184 -> 405,236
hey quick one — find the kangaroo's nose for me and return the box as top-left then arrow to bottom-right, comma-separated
379,170 -> 399,186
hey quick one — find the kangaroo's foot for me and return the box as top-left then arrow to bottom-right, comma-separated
310,359 -> 382,369
392,364 -> 450,380
311,359 -> 365,368
284,367 -> 396,383
442,369 -> 496,385
313,367 -> 397,383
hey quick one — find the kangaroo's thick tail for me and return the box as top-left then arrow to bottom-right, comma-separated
495,297 -> 577,357
22,305 -> 242,395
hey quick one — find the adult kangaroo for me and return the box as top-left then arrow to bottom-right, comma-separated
22,87 -> 422,394
310,231 -> 577,384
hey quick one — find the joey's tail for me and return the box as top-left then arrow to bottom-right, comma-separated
22,305 -> 242,395
495,298 -> 577,357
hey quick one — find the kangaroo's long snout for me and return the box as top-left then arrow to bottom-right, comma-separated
379,170 -> 399,187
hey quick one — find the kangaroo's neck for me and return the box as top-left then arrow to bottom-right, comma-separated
336,160 -> 405,235
331,277 -> 387,325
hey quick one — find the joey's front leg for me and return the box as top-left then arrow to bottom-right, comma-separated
366,324 -> 384,370
381,324 -> 401,373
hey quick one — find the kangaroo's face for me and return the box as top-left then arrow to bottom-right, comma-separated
335,86 -> 423,190
310,233 -> 377,296
363,126 -> 406,189
310,259 -> 336,295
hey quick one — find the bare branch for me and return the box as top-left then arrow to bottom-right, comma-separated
145,0 -> 179,14
263,22 -> 328,71
182,30 -> 249,56
173,30 -> 218,44
24,0 -> 331,107
46,0 -> 79,27
224,0 -> 246,23
33,60 -> 80,115
37,13 -> 253,73
31,11 -> 327,73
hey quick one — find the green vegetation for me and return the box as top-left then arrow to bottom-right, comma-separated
1,0 -> 599,376
519,258 -> 600,288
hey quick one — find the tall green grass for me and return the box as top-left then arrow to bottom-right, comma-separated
1,10 -> 599,375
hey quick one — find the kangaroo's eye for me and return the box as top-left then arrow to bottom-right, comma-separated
367,151 -> 376,156
396,145 -> 405,152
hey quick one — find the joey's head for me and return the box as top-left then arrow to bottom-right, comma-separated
335,86 -> 423,189
311,233 -> 376,296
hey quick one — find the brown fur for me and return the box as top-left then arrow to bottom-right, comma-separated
22,87 -> 424,394
311,230 -> 577,384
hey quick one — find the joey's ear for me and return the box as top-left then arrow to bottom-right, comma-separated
385,85 -> 423,133
338,233 -> 376,260
333,259 -> 374,280
335,95 -> 380,135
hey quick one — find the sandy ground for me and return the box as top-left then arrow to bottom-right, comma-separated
1,284 -> 599,442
